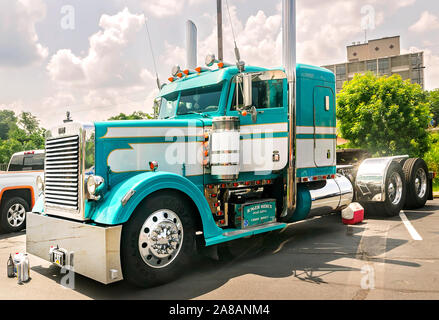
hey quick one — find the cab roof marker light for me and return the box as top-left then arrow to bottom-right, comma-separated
195,66 -> 210,74
168,77 -> 176,82
183,69 -> 196,76
217,62 -> 232,69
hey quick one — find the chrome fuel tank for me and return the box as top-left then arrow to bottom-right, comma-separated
308,174 -> 354,217
291,174 -> 354,222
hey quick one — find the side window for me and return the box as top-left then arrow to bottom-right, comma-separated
231,79 -> 284,110
158,92 -> 179,119
8,155 -> 24,171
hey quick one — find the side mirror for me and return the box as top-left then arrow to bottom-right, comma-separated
242,74 -> 253,108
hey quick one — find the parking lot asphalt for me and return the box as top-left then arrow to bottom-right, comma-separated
0,199 -> 438,300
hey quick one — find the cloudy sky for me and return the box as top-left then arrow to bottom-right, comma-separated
1,0 -> 439,128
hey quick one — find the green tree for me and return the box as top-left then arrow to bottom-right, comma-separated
0,110 -> 46,165
108,111 -> 153,121
425,132 -> 439,190
0,110 -> 18,140
337,72 -> 431,158
429,89 -> 439,126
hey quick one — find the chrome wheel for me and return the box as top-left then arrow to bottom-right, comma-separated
138,209 -> 183,269
6,203 -> 26,228
414,168 -> 427,199
388,172 -> 403,205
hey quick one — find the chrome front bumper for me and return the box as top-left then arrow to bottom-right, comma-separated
26,212 -> 123,284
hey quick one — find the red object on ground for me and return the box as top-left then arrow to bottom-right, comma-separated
342,203 -> 364,225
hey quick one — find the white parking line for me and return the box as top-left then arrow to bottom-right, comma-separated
399,211 -> 423,241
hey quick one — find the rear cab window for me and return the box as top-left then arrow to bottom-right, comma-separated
8,153 -> 45,171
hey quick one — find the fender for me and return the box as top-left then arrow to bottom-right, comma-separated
91,171 -> 223,239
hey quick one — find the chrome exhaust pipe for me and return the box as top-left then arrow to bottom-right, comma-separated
281,0 -> 297,220
186,20 -> 198,69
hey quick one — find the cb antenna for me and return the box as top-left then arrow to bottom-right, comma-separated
225,0 -> 245,72
143,14 -> 161,89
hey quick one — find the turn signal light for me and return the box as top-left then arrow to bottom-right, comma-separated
149,161 -> 159,171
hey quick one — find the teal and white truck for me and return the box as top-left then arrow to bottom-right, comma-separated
26,0 -> 434,287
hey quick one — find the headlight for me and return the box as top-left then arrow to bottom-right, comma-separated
86,175 -> 104,199
36,175 -> 44,193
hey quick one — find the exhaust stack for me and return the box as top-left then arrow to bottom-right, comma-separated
282,0 -> 297,217
186,20 -> 198,69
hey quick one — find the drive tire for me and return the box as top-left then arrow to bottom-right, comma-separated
403,158 -> 429,209
121,191 -> 196,288
375,162 -> 406,217
0,197 -> 29,233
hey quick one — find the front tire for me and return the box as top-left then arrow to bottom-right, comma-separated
402,158 -> 429,209
375,162 -> 406,217
121,191 -> 196,288
0,197 -> 29,233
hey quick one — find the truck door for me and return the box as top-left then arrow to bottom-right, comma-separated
226,71 -> 288,174
313,86 -> 336,167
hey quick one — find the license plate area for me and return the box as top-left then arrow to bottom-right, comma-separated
49,247 -> 68,267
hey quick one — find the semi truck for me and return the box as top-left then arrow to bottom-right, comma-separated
26,0 -> 434,287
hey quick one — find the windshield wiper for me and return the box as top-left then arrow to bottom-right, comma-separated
162,111 -> 211,120
179,111 -> 211,118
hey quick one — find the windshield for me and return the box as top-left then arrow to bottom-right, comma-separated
159,92 -> 179,119
177,83 -> 223,115
158,83 -> 224,119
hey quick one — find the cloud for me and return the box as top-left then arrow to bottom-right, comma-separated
0,0 -> 48,67
141,0 -> 185,18
161,5 -> 282,70
161,1 -> 389,69
409,11 -> 439,33
43,8 -> 158,127
48,8 -> 146,88
395,0 -> 417,8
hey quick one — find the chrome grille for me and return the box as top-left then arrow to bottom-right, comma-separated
44,135 -> 80,210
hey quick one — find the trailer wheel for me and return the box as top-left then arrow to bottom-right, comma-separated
0,197 -> 29,233
403,158 -> 429,209
375,162 -> 406,217
121,191 -> 196,288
